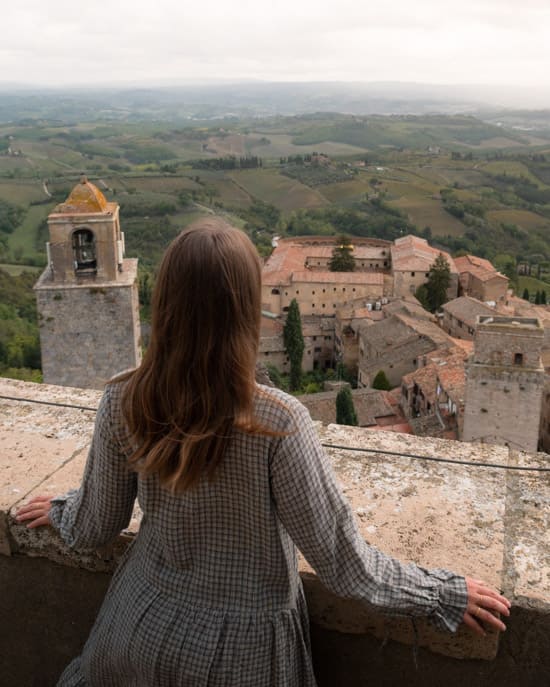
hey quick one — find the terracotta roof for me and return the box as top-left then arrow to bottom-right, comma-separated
299,387 -> 404,427
454,255 -> 508,284
263,237 -> 391,282
437,362 -> 466,401
403,348 -> 466,404
442,296 -> 497,327
304,245 -> 388,260
391,235 -> 457,274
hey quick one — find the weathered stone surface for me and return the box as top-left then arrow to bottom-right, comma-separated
1,377 -> 549,664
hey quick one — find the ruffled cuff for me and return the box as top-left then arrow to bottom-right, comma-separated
49,489 -> 78,531
427,569 -> 468,633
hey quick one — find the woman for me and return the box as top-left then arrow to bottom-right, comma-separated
17,217 -> 510,686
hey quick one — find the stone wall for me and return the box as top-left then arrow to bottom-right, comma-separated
1,378 -> 549,686
35,259 -> 141,389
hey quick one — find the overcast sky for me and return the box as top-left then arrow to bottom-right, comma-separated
2,0 -> 549,89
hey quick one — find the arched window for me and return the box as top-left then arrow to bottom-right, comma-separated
72,229 -> 97,272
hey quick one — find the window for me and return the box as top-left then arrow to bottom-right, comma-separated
514,353 -> 523,365
314,347 -> 322,353
72,229 -> 96,272
411,272 -> 415,277
312,290 -> 316,295
271,288 -> 280,295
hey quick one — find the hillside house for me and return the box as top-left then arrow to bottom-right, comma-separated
391,235 -> 458,301
401,347 -> 469,440
454,255 -> 508,303
357,312 -> 456,388
440,296 -> 497,340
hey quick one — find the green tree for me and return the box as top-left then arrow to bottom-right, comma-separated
414,284 -> 430,311
541,291 -> 547,305
522,288 -> 530,301
372,370 -> 391,390
425,253 -> 451,312
329,235 -> 356,272
283,299 -> 304,391
336,386 -> 358,426
535,290 -> 541,305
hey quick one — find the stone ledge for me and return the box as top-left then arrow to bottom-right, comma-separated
2,377 -> 549,664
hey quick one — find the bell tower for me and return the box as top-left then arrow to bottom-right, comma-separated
35,177 -> 142,389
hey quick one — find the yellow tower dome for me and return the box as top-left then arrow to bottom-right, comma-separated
54,175 -> 108,214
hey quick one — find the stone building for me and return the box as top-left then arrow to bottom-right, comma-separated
261,236 -> 388,317
357,312 -> 455,388
299,386 -> 409,431
391,235 -> 458,301
440,296 -> 497,340
454,255 -> 508,303
34,177 -> 141,389
263,270 -> 385,317
463,316 -> 545,453
259,313 -> 334,373
400,347 -> 469,440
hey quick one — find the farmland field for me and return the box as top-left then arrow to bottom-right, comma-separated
229,169 -> 328,211
7,203 -> 54,260
487,209 -> 549,231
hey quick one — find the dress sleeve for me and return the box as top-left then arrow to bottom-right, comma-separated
49,384 -> 137,550
270,400 -> 467,632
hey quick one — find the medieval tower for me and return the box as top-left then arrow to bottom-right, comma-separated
463,315 -> 544,453
34,177 -> 141,389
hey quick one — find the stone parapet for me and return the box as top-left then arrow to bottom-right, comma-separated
1,377 -> 549,686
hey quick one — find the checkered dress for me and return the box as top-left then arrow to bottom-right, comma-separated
50,383 -> 467,687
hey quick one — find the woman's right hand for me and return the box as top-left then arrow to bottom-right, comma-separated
463,577 -> 511,635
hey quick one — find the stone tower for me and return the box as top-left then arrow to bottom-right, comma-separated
463,316 -> 544,453
34,177 -> 141,389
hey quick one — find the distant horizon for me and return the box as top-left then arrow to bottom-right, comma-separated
2,0 -> 549,104
1,80 -> 550,112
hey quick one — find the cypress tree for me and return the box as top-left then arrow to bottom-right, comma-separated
425,253 -> 451,312
336,386 -> 358,426
329,235 -> 356,272
542,290 -> 547,305
283,299 -> 304,391
522,288 -> 530,301
372,370 -> 391,390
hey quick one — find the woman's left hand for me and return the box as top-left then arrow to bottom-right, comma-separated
15,495 -> 54,528
463,577 -> 511,635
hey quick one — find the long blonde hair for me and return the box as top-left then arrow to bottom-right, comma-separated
120,217 -> 270,492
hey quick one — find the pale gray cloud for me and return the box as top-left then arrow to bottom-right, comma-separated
1,0 -> 549,88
